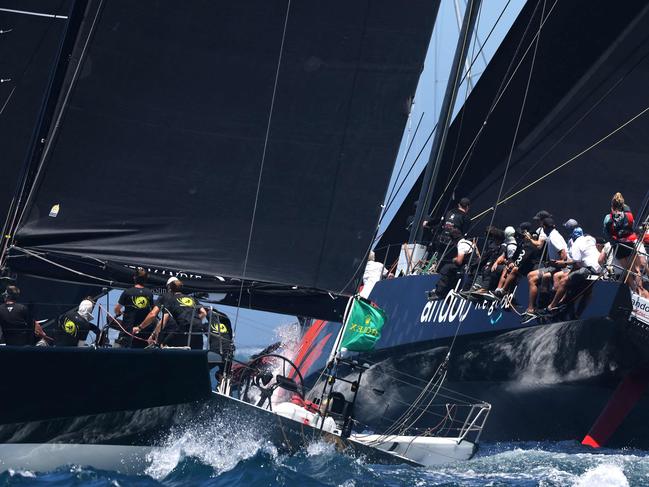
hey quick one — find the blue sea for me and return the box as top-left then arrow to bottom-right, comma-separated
2,440 -> 647,486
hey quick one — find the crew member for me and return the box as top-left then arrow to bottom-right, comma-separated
54,298 -> 101,347
544,233 -> 602,313
360,251 -> 392,298
429,197 -> 471,238
494,222 -> 540,298
430,228 -> 477,299
523,217 -> 568,322
113,268 -> 154,348
0,286 -> 48,345
134,277 -> 206,349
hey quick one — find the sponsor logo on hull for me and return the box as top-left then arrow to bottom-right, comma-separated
420,283 -> 517,325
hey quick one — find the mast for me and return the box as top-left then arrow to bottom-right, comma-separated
409,0 -> 483,244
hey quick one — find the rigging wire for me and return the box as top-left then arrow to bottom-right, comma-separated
0,0 -> 71,263
470,101 -> 649,222
468,0 -> 546,291
443,0 -> 486,192
426,0 -> 557,221
381,110 -> 425,214
427,0 -> 488,231
232,0 -> 292,337
496,48 -> 649,208
12,0 -> 107,250
11,246 -> 114,285
378,0 -> 515,226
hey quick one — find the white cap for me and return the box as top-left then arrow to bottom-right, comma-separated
563,218 -> 579,230
504,226 -> 515,238
78,299 -> 94,321
166,276 -> 180,286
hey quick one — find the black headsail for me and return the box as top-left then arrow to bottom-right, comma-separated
378,0 -> 649,254
0,1 -> 98,319
7,0 -> 439,320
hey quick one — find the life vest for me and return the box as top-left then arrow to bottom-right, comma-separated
605,210 -> 636,242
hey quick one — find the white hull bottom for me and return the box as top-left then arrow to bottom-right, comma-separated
0,443 -> 156,475
351,435 -> 476,467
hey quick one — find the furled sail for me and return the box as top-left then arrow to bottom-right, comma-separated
378,0 -> 649,253
8,0 -> 439,315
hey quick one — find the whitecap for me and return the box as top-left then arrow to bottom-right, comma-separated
574,464 -> 629,487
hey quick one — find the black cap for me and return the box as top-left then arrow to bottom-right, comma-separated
533,210 -> 552,221
459,197 -> 471,208
542,217 -> 555,229
518,221 -> 532,232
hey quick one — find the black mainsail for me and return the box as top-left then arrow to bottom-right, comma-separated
6,0 -> 439,320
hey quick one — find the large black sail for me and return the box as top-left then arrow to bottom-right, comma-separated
0,0 -> 76,244
0,1 -> 97,320
378,0 -> 649,253
11,0 -> 437,300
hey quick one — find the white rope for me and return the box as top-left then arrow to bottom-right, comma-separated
0,86 -> 16,116
233,0 -> 292,336
11,246 -> 114,284
0,7 -> 68,19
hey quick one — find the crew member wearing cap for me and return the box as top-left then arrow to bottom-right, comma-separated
527,210 -> 552,250
563,219 -> 580,253
135,277 -> 206,349
523,217 -> 568,322
53,297 -> 101,347
0,285 -> 49,345
113,268 -> 154,348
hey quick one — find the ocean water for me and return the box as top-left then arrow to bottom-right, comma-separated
2,439 -> 648,486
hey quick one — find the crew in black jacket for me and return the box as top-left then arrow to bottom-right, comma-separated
53,298 -> 101,347
0,286 -> 48,346
114,268 -> 155,348
134,277 -> 206,349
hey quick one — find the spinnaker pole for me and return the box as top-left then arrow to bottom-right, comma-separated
409,0 -> 483,244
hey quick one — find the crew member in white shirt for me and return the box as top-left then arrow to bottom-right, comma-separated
546,233 -> 602,311
523,217 -> 567,321
360,251 -> 391,298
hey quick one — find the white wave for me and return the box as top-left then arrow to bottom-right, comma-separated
7,469 -> 35,478
574,464 -> 629,487
145,415 -> 278,480
274,321 -> 302,361
306,440 -> 336,457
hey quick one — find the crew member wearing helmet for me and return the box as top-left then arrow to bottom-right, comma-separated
134,277 -> 206,349
54,298 -> 101,347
